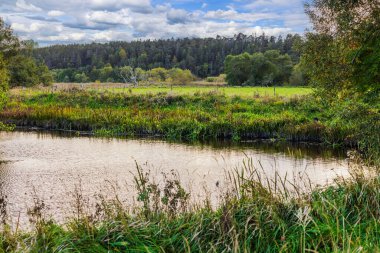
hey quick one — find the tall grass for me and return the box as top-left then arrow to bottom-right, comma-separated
2,89 -> 379,162
0,156 -> 378,252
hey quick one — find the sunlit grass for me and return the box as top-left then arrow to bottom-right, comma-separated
10,85 -> 313,98
4,86 -> 379,164
101,86 -> 313,98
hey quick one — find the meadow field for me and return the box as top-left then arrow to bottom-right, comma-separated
12,83 -> 312,98
4,85 -> 330,142
3,85 -> 379,162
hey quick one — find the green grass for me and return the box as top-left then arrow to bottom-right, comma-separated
3,86 -> 380,163
98,86 -> 312,98
13,85 -> 312,98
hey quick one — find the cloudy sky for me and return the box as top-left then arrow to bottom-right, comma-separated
0,0 -> 310,46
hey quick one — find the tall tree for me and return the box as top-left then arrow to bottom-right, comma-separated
224,50 -> 294,86
0,17 -> 20,108
0,18 -> 20,58
303,0 -> 380,100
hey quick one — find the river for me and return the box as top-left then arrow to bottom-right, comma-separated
0,131 -> 351,227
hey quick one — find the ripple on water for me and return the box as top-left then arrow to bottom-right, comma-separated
0,131 -> 352,228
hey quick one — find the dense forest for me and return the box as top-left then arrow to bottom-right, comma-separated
33,33 -> 302,78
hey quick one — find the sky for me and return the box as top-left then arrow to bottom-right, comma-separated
0,0 -> 310,46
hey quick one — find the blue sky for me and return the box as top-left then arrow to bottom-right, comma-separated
0,0 -> 310,45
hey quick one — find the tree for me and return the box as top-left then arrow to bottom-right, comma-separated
0,53 -> 9,107
36,61 -> 53,86
0,18 -> 20,58
224,53 -> 252,85
247,52 -> 278,86
303,0 -> 380,100
264,50 -> 293,85
289,63 -> 308,86
224,50 -> 293,86
98,64 -> 114,82
7,55 -> 52,87
168,68 -> 194,86
148,67 -> 168,83
32,34 -> 303,78
118,66 -> 146,87
74,72 -> 89,83
0,17 -> 20,108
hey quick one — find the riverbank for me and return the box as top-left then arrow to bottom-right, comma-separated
0,130 -> 352,230
0,159 -> 378,252
2,87 -> 379,162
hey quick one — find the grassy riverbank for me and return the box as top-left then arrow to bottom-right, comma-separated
0,86 -> 379,252
2,86 -> 379,162
0,160 -> 379,252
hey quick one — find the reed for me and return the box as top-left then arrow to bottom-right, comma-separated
2,89 -> 379,162
0,157 -> 378,252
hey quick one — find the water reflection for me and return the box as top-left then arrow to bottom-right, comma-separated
0,131 -> 351,227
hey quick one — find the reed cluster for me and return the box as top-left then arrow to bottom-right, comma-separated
2,89 -> 379,162
0,158 -> 378,252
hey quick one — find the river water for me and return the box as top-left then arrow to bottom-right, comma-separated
0,131 -> 351,227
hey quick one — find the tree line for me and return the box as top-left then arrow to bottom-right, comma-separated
33,33 -> 302,78
0,18 -> 52,90
53,66 -> 195,86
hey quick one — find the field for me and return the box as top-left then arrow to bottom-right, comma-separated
5,85 -> 329,142
102,86 -> 312,98
13,83 -> 312,98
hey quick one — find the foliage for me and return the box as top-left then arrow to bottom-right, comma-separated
224,50 -> 294,86
0,18 -> 20,58
303,0 -> 380,102
289,63 -> 308,86
167,68 -> 194,85
0,54 -> 8,108
0,18 -> 52,88
148,67 -> 168,83
52,66 -> 195,85
0,54 -> 8,91
224,52 -> 252,85
33,33 -> 303,78
73,72 -> 89,83
7,55 -> 53,87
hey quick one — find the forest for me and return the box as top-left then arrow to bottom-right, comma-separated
33,33 -> 302,80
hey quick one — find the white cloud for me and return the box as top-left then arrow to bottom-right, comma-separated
245,0 -> 301,9
86,10 -> 131,25
0,0 -> 309,45
88,0 -> 152,12
15,0 -> 42,12
11,21 -> 63,34
42,32 -> 86,42
167,9 -> 199,24
48,10 -> 65,17
205,9 -> 279,22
